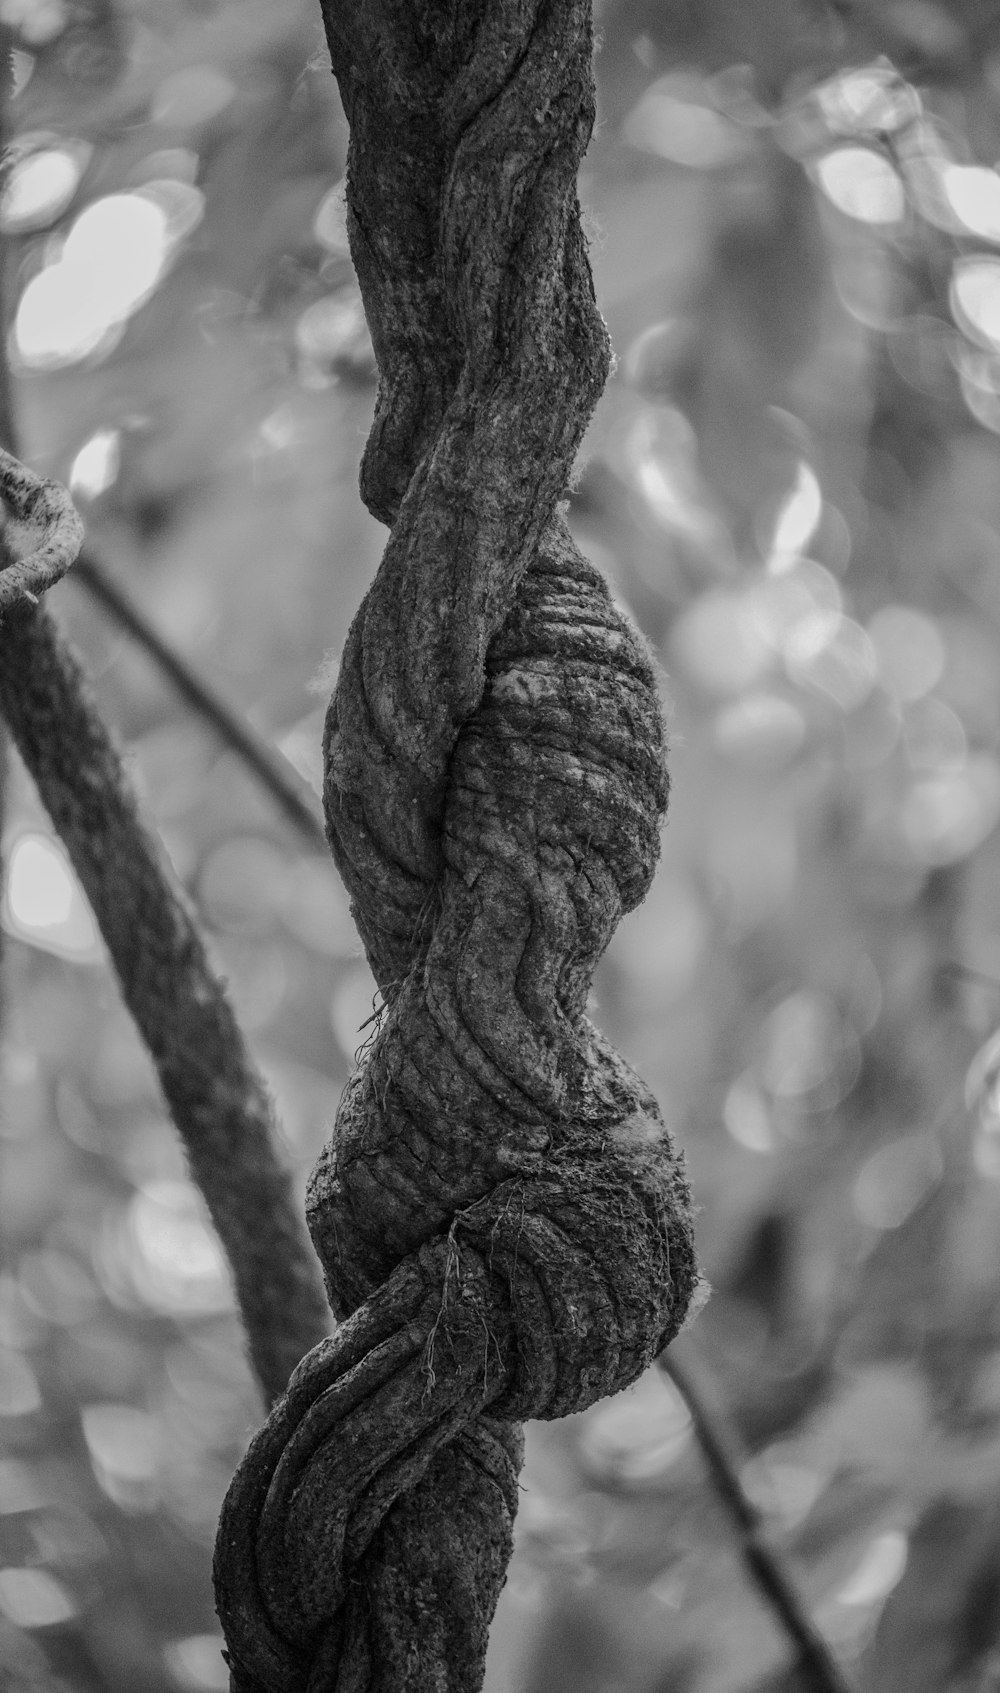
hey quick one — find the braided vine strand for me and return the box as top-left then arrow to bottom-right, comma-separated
213,3 -> 698,1689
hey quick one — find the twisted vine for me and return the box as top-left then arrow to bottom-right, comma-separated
214,4 -> 698,1689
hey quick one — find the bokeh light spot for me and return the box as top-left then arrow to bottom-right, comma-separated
951,257 -> 1000,350
313,181 -> 350,255
815,147 -> 905,225
13,188 -> 194,369
854,1135 -> 942,1229
0,1349 -> 41,1418
942,164 -> 1000,241
135,178 -> 205,244
902,696 -> 966,773
295,291 -> 374,378
957,344 -> 1000,432
623,75 -> 747,169
69,427 -> 121,501
0,1566 -> 77,1628
901,755 -> 1000,864
766,460 -> 823,569
579,1368 -> 691,1482
786,617 -> 877,712
164,1634 -> 229,1691
196,835 -> 290,937
835,1530 -> 908,1606
131,147 -> 200,186
612,875 -> 706,1005
724,1075 -> 775,1153
0,0 -> 67,46
2,832 -> 101,963
0,1459 -> 47,1515
746,559 -> 843,650
742,1443 -> 827,1526
713,692 -> 806,769
816,64 -> 921,136
151,65 -> 236,128
758,991 -> 843,1100
0,142 -> 88,234
671,590 -> 772,695
81,1402 -> 161,1510
63,194 -> 169,309
867,605 -> 945,701
14,262 -> 123,368
99,1180 -> 234,1317
18,1249 -> 97,1326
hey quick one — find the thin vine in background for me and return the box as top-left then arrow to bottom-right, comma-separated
663,1347 -> 856,1693
0,457 -> 330,1404
72,547 -> 328,854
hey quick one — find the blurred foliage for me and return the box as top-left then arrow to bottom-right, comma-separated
4,1 -> 1000,1690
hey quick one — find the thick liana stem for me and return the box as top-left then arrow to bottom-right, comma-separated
214,4 -> 698,1691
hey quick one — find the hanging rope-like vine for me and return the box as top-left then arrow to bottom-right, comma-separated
213,3 -> 698,1689
0,448 -> 329,1406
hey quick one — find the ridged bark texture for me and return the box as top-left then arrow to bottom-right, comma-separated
213,4 -> 699,1689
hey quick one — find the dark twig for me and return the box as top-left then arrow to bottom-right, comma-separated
660,1347 -> 855,1693
71,547 -> 328,854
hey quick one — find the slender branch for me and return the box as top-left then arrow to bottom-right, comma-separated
72,547 -> 328,854
660,1347 -> 855,1693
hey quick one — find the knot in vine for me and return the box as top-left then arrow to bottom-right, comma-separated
214,4 -> 698,1689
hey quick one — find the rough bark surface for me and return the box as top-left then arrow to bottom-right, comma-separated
213,4 -> 698,1690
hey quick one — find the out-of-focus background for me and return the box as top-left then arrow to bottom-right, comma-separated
4,1 -> 1000,1689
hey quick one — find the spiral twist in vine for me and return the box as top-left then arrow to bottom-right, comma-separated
213,4 -> 698,1688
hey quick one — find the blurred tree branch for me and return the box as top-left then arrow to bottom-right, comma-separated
662,1346 -> 855,1693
